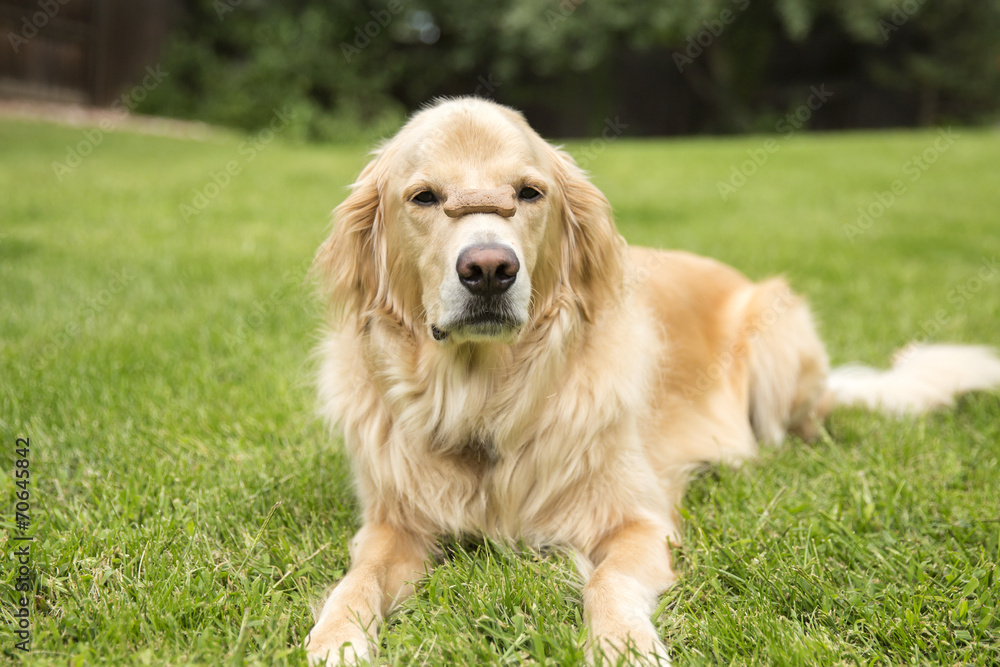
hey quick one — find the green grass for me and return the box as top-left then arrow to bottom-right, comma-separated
1,118 -> 999,666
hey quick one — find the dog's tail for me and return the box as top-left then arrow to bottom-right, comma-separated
826,343 -> 1000,415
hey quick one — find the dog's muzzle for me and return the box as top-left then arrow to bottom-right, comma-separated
432,242 -> 524,342
431,187 -> 526,343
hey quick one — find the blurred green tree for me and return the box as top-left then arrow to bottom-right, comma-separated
137,0 -> 1000,140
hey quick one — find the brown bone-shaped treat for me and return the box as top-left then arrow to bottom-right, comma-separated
443,185 -> 516,218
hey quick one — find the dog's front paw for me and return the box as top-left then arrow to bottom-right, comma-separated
586,611 -> 671,665
304,624 -> 373,666
587,636 -> 670,666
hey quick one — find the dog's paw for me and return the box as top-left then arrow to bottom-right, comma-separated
587,636 -> 671,666
586,613 -> 671,665
304,625 -> 373,666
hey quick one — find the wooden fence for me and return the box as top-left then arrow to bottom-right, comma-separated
0,0 -> 177,106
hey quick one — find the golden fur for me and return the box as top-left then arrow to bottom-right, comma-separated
304,98 -> 1000,665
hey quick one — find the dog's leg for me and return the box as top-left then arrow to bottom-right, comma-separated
582,519 -> 676,665
740,278 -> 830,445
305,523 -> 428,666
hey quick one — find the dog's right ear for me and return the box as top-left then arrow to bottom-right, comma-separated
312,153 -> 388,317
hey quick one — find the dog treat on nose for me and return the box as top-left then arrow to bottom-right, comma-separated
444,185 -> 516,218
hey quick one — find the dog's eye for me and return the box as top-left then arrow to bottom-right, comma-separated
412,190 -> 438,205
518,186 -> 543,201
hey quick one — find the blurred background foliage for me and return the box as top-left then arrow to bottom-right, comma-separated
136,0 -> 1000,141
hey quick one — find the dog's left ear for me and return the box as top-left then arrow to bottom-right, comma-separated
549,146 -> 627,319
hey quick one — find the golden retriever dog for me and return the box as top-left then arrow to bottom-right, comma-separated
305,97 -> 1000,665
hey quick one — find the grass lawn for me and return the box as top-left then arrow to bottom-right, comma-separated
1,117 -> 999,666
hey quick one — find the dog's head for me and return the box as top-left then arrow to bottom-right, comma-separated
314,97 -> 625,344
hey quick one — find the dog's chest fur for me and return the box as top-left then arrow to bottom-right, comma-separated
320,310 -> 666,548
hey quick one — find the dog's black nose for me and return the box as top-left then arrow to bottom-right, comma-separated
456,244 -> 519,297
